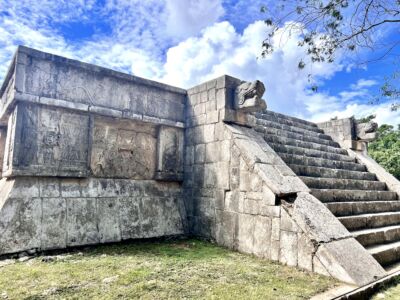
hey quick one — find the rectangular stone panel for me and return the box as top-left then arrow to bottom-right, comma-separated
19,49 -> 185,122
66,198 -> 99,246
119,197 -> 142,240
155,126 -> 184,181
90,117 -> 157,179
0,197 -> 41,254
97,198 -> 121,243
3,103 -> 90,177
41,198 -> 67,250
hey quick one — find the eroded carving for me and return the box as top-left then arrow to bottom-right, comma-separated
355,120 -> 378,142
234,80 -> 267,112
90,117 -> 157,179
156,126 -> 184,181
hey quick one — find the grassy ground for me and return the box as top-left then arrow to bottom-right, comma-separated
0,239 -> 337,300
372,277 -> 400,300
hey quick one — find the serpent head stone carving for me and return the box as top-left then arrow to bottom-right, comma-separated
234,80 -> 267,112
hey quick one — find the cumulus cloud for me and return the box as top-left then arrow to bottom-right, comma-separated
160,20 -> 399,126
0,1 -> 398,126
165,0 -> 225,39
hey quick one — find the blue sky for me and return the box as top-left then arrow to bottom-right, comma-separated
0,0 -> 399,125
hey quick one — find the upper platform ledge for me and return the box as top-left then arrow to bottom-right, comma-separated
0,46 -> 187,126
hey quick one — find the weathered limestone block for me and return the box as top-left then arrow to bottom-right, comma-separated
215,210 -> 237,248
0,177 -> 186,256
0,127 -> 6,173
279,230 -> 298,267
234,80 -> 267,112
119,197 -> 141,240
3,103 -> 90,177
2,46 -> 186,124
66,198 -> 99,246
289,192 -> 350,243
155,126 -> 184,181
0,197 -> 41,254
315,239 -> 385,285
297,233 -> 314,271
91,117 -> 157,179
237,213 -> 256,253
97,197 -> 121,243
41,197 -> 67,250
253,216 -> 272,258
355,120 -> 378,142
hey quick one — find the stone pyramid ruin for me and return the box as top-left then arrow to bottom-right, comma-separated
1,46 -> 400,286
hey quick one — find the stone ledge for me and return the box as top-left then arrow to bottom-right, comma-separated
10,45 -> 187,95
4,92 -> 185,128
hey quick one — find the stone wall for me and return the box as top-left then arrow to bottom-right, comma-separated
0,177 -> 185,254
184,76 -> 385,285
0,46 -> 186,127
0,47 -> 389,286
0,46 -> 187,256
317,118 -> 355,149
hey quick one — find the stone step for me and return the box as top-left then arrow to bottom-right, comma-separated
280,153 -> 366,172
353,225 -> 400,247
255,126 -> 339,147
301,177 -> 387,191
256,115 -> 324,133
339,212 -> 400,231
270,144 -> 356,162
255,118 -> 324,136
367,240 -> 400,266
263,135 -> 347,155
254,110 -> 320,131
289,164 -> 376,181
311,189 -> 397,203
326,201 -> 400,217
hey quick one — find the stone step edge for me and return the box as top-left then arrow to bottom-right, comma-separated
339,211 -> 400,223
289,164 -> 376,178
255,118 -> 324,135
254,123 -> 334,141
301,176 -> 384,186
254,110 -> 319,128
260,128 -> 340,148
271,145 -> 356,162
326,201 -> 400,217
264,135 -> 346,155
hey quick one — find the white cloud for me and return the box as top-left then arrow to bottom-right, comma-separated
165,0 -> 225,39
0,1 -> 398,127
160,20 -> 399,126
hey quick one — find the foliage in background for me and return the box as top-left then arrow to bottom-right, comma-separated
261,0 -> 400,110
368,124 -> 400,179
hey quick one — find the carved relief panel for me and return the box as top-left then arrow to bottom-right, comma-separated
90,117 -> 157,179
155,126 -> 184,181
3,103 -> 90,177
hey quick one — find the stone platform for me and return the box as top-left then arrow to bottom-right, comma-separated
1,46 -> 400,286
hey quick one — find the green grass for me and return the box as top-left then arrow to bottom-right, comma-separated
0,239 -> 337,299
372,277 -> 400,300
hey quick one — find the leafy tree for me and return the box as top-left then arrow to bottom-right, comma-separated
368,124 -> 400,179
261,0 -> 400,110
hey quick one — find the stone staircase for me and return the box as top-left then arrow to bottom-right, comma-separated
252,110 -> 400,269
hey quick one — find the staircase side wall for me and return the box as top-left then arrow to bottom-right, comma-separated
184,78 -> 386,285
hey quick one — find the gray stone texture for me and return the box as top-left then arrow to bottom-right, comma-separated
0,178 -> 185,254
0,47 -> 397,287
